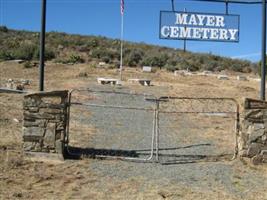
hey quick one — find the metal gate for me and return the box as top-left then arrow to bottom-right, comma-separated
66,88 -> 158,162
66,90 -> 240,163
157,97 -> 239,164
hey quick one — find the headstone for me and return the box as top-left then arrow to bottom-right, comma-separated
237,75 -> 248,81
143,66 -> 152,73
217,75 -> 229,80
201,71 -> 213,76
98,62 -> 107,68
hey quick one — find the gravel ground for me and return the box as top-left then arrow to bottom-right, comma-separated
66,85 -> 267,199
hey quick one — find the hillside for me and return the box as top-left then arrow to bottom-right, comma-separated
0,26 -> 257,73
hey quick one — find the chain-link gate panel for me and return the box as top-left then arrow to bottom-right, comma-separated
66,89 -> 158,162
157,97 -> 239,165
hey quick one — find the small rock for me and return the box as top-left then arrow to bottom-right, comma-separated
247,143 -> 262,157
254,123 -> 265,130
13,192 -> 23,198
78,72 -> 88,77
21,79 -> 31,85
16,84 -> 24,91
248,126 -> 265,143
251,155 -> 263,165
13,118 -> 19,123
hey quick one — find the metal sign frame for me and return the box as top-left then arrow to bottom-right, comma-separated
38,0 -> 267,99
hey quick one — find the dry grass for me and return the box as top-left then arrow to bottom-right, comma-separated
0,61 -> 266,199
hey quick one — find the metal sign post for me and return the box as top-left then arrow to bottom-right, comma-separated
261,0 -> 266,100
183,8 -> 187,52
39,0 -> 46,91
171,0 -> 187,52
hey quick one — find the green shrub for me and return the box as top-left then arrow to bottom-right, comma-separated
90,63 -> 97,68
0,26 -> 8,32
113,60 -> 120,69
23,61 -> 34,68
165,65 -> 178,72
91,48 -> 104,59
141,54 -> 168,68
0,27 -> 257,73
78,72 -> 88,77
107,65 -> 117,69
101,56 -> 110,63
13,44 -> 37,60
33,48 -> 56,61
54,54 -> 84,64
87,39 -> 99,47
67,54 -> 84,64
124,49 -> 144,67
0,50 -> 14,60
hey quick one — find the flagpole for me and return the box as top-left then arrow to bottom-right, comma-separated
120,11 -> 124,81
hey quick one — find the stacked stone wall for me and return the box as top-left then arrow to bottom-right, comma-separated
238,98 -> 267,164
23,91 -> 69,155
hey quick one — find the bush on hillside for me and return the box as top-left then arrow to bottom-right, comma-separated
67,54 -> 85,64
23,61 -> 36,68
0,26 -> 8,32
165,65 -> 178,72
0,27 -> 258,74
141,54 -> 168,68
125,49 -> 144,67
13,44 -> 37,60
0,50 -> 14,60
33,47 -> 56,61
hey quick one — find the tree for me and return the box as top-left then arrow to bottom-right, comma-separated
0,26 -> 8,33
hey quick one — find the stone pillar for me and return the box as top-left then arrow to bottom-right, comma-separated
23,91 -> 69,157
238,98 -> 267,164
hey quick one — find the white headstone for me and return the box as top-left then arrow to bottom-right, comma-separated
143,66 -> 152,73
217,75 -> 229,80
201,71 -> 213,76
98,62 -> 107,68
237,75 -> 248,81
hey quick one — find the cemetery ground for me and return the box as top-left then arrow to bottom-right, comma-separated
0,61 -> 267,200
